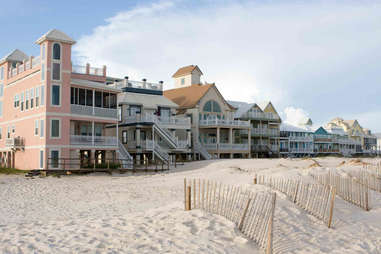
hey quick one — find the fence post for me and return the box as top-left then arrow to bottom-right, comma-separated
293,181 -> 300,203
328,187 -> 336,228
266,193 -> 276,254
238,198 -> 252,231
184,178 -> 187,210
186,186 -> 192,211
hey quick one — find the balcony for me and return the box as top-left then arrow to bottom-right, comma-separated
110,79 -> 163,92
289,148 -> 314,153
241,111 -> 280,121
251,128 -> 280,137
289,136 -> 313,142
199,119 -> 250,128
72,64 -> 105,77
202,143 -> 249,151
5,137 -> 25,150
70,135 -> 118,147
124,114 -> 191,128
7,56 -> 40,79
71,104 -> 118,119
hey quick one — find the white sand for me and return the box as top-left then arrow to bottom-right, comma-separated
1,157 -> 381,253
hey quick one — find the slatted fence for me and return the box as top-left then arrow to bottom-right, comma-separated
184,178 -> 276,254
310,171 -> 370,211
348,168 -> 381,192
256,175 -> 335,228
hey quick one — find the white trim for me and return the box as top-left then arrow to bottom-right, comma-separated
50,83 -> 61,107
50,118 -> 61,139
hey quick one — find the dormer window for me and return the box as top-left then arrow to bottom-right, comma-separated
53,43 -> 61,60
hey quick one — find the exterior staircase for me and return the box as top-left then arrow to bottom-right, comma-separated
194,142 -> 212,160
118,140 -> 134,168
144,140 -> 170,163
153,122 -> 178,148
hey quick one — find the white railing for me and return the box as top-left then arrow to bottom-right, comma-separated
219,143 -> 249,151
194,142 -> 212,160
72,65 -> 87,74
89,67 -> 103,76
242,111 -> 280,120
124,114 -> 190,127
289,148 -> 314,153
203,143 -> 218,150
118,140 -> 133,161
177,140 -> 188,149
110,80 -> 163,91
32,56 -> 40,68
70,135 -> 118,147
289,136 -> 313,141
5,137 -> 25,148
251,127 -> 280,136
314,134 -> 332,140
143,140 -> 169,161
71,104 -> 118,119
199,118 -> 250,127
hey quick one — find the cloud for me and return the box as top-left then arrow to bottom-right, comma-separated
73,0 -> 381,132
282,106 -> 310,127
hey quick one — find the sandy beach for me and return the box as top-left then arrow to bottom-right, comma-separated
1,157 -> 381,253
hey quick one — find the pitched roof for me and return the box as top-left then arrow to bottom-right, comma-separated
164,84 -> 214,109
280,123 -> 311,133
0,49 -> 28,64
172,65 -> 203,78
343,120 -> 356,126
228,100 -> 256,118
36,29 -> 76,45
118,92 -> 178,109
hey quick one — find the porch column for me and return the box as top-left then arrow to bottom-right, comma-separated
92,121 -> 95,146
217,127 -> 220,158
187,130 -> 191,147
136,128 -> 141,149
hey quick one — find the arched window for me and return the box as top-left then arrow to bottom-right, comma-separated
53,43 -> 61,60
203,100 -> 221,113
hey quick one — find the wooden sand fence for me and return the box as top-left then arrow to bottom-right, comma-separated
256,175 -> 335,228
348,168 -> 381,192
310,171 -> 370,211
184,178 -> 276,254
363,163 -> 381,176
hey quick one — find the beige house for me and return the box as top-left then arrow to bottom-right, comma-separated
164,65 -> 251,159
229,101 -> 281,158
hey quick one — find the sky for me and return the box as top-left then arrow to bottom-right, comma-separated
1,0 -> 380,132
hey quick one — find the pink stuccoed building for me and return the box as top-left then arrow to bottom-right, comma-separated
0,29 -> 129,170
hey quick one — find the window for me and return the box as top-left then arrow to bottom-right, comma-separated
20,92 -> 24,111
79,88 -> 86,105
122,130 -> 127,144
70,87 -> 76,104
42,44 -> 46,59
0,66 -> 3,80
34,120 -> 39,135
40,119 -> 44,137
129,105 -> 141,116
0,101 -> 2,117
95,125 -> 102,136
0,127 -> 2,139
7,126 -> 10,138
41,64 -> 45,81
39,150 -> 44,169
35,87 -> 40,107
30,88 -> 34,109
40,85 -> 45,106
95,91 -> 102,107
53,43 -> 61,60
51,84 -> 61,106
86,89 -> 93,106
181,78 -> 185,85
159,107 -> 170,118
52,63 -> 60,80
50,150 -> 59,168
26,91 -> 29,110
0,83 -> 3,97
50,119 -> 60,138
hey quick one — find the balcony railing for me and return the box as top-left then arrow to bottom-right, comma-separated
289,136 -> 313,141
289,148 -> 314,153
251,128 -> 280,137
110,80 -> 163,91
5,137 -> 25,149
8,56 -> 41,79
71,104 -> 118,119
70,135 -> 118,147
124,114 -> 190,127
72,64 -> 104,77
242,111 -> 280,121
199,118 -> 250,128
201,143 -> 249,151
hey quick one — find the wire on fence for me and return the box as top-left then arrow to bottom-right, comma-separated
184,178 -> 276,254
310,170 -> 370,211
255,174 -> 335,228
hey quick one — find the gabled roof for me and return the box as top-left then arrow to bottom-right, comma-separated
228,101 -> 255,118
164,84 -> 214,109
343,120 -> 357,127
36,29 -> 76,45
172,65 -> 203,78
314,126 -> 329,135
118,92 -> 178,109
0,49 -> 28,64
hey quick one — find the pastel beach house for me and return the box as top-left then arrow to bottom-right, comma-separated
0,29 -> 127,170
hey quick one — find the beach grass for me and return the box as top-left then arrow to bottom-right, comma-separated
0,167 -> 29,175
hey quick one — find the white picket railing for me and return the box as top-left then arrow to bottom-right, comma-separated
70,135 -> 118,147
199,118 -> 250,128
71,104 -> 118,119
